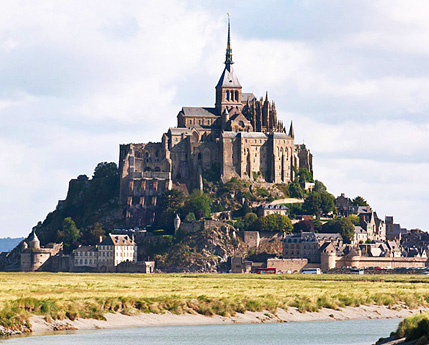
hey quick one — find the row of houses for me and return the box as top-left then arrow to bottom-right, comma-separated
19,231 -> 154,273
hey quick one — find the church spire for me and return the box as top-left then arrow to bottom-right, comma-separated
225,13 -> 233,68
289,121 -> 295,139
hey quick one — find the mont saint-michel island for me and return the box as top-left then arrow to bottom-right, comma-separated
1,6 -> 429,345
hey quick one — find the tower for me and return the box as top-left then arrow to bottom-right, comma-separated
29,229 -> 40,250
215,15 -> 243,115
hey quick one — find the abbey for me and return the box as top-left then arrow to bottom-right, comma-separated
119,19 -> 312,225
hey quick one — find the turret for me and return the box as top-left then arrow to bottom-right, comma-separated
28,229 -> 40,250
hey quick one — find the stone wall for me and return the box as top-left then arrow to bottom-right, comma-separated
244,231 -> 260,248
321,253 -> 428,271
266,258 -> 308,274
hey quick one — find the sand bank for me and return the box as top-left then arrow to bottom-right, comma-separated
28,305 -> 429,336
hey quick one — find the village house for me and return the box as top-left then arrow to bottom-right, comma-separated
257,204 -> 288,217
72,234 -> 138,272
283,232 -> 343,263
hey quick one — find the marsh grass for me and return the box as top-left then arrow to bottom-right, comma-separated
395,312 -> 429,342
0,273 -> 428,331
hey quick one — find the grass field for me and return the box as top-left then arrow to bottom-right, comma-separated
0,273 -> 429,331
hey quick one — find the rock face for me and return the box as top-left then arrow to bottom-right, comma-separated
153,222 -> 249,272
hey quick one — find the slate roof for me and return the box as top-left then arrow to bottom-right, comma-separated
260,204 -> 288,210
168,127 -> 193,136
75,245 -> 97,252
181,107 -> 218,117
238,132 -> 269,139
100,234 -> 135,246
354,226 -> 367,234
216,65 -> 241,88
315,233 -> 342,241
272,133 -> 291,139
242,93 -> 256,102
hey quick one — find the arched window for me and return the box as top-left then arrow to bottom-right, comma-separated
226,91 -> 229,101
235,91 -> 239,101
198,152 -> 202,160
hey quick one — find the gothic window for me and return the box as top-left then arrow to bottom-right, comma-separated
235,91 -> 238,101
226,91 -> 229,101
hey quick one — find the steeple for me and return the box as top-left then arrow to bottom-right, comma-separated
215,14 -> 242,114
225,13 -> 233,68
289,121 -> 295,139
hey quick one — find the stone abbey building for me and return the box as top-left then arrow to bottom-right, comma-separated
119,19 -> 312,225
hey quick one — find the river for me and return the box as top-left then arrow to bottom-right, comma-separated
1,318 -> 399,345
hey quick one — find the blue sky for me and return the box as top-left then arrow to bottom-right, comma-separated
1,0 -> 428,237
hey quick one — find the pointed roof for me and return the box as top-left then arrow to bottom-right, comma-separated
29,229 -> 39,244
216,15 -> 241,89
216,65 -> 241,88
289,121 -> 295,138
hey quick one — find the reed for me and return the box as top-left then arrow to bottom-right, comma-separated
0,273 -> 428,331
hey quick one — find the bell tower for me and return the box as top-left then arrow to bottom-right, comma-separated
215,14 -> 242,114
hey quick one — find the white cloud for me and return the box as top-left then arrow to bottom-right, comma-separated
0,1 -> 429,237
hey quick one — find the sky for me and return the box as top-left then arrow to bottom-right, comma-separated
0,0 -> 428,238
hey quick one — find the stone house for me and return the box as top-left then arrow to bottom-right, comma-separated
257,204 -> 288,217
353,226 -> 368,244
283,232 -> 343,263
98,234 -> 137,272
73,245 -> 98,269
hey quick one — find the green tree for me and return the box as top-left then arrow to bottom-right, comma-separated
243,212 -> 258,230
320,192 -> 335,215
81,222 -> 105,245
297,168 -> 314,185
182,190 -> 212,219
322,217 -> 355,244
313,180 -> 327,193
346,214 -> 360,226
185,212 -> 196,222
57,217 -> 80,252
257,214 -> 293,233
351,196 -> 368,206
293,219 -> 314,233
156,189 -> 185,233
93,162 -> 118,179
158,189 -> 185,213
303,192 -> 322,216
288,180 -> 304,198
236,201 -> 252,217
